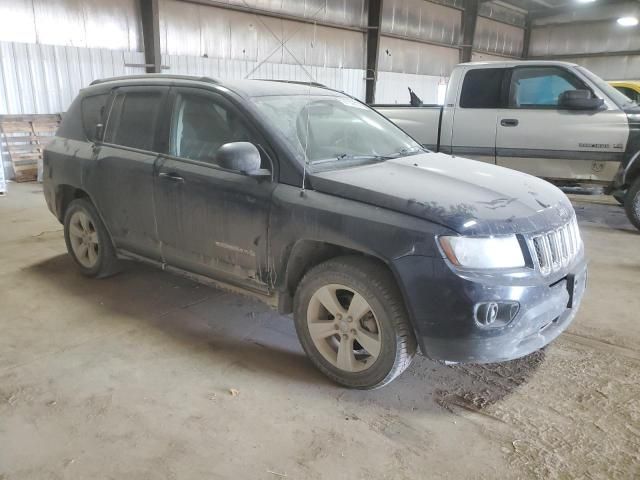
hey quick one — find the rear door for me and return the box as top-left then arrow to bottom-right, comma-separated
84,86 -> 169,260
496,66 -> 627,182
445,67 -> 506,164
153,87 -> 276,293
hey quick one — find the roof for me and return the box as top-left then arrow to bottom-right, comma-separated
459,60 -> 579,68
83,74 -> 341,98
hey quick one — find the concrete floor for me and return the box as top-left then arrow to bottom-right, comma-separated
1,182 -> 639,480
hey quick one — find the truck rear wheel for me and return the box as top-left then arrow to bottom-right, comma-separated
624,178 -> 640,231
293,256 -> 416,389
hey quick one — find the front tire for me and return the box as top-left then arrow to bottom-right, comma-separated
624,178 -> 640,231
293,256 -> 417,389
63,198 -> 120,277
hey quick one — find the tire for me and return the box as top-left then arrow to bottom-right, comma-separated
293,256 -> 417,389
63,198 -> 120,278
624,178 -> 640,231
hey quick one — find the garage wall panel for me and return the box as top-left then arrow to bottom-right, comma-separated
0,41 -> 145,115
0,0 -> 141,51
474,17 -> 523,58
160,0 -> 364,68
378,36 -> 458,77
530,21 -> 640,57
381,0 -> 460,47
554,55 -> 640,81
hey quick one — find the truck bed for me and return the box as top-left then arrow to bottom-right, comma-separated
372,105 -> 443,151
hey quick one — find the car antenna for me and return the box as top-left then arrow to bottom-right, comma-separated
300,19 -> 319,197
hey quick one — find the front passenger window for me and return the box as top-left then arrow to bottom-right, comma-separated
509,67 -> 588,108
171,94 -> 253,164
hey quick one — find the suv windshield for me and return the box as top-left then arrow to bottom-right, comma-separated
251,94 -> 423,170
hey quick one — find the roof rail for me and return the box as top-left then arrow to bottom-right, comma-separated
89,74 -> 220,86
255,79 -> 328,89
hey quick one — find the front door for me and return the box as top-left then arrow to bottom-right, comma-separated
496,66 -> 628,182
446,67 -> 506,164
154,87 -> 276,292
85,86 -> 169,260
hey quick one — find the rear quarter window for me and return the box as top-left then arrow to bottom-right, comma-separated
105,90 -> 164,151
81,93 -> 110,141
460,68 -> 506,108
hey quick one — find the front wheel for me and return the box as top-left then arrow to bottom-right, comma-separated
624,178 -> 640,231
293,256 -> 417,389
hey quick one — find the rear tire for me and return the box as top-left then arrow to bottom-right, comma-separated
293,256 -> 417,389
624,178 -> 640,231
63,198 -> 120,278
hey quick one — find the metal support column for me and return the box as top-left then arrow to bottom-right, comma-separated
140,0 -> 161,73
365,0 -> 383,104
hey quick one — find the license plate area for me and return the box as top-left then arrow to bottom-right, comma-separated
566,270 -> 587,308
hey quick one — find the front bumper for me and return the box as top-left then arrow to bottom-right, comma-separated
393,254 -> 587,364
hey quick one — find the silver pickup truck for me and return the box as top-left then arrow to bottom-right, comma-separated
375,60 -> 640,230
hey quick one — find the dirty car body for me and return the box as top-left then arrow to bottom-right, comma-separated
43,76 -> 587,368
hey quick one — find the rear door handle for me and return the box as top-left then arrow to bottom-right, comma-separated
500,118 -> 519,127
158,172 -> 184,183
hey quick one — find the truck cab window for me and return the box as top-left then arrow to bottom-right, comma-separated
509,67 -> 586,108
460,68 -> 505,108
104,91 -> 164,151
170,94 -> 253,165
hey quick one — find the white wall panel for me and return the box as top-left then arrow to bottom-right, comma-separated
530,20 -> 640,57
376,71 -> 444,105
474,17 -> 523,58
160,0 -> 365,68
161,54 -> 366,100
0,41 -> 145,115
378,36 -> 458,76
555,56 -> 640,81
381,0 -> 460,47
0,0 -> 141,51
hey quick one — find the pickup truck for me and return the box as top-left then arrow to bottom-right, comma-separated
375,61 -> 640,230
43,75 -> 586,389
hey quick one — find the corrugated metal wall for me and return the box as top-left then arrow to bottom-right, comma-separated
0,0 -> 529,114
0,0 -> 141,50
474,16 -> 523,58
529,1 -> 640,80
160,0 -> 365,68
0,41 -> 146,115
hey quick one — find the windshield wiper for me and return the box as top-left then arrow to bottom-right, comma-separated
311,154 -> 387,165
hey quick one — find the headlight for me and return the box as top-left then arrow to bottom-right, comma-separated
439,235 -> 525,269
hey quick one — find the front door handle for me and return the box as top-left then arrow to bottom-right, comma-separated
158,172 -> 185,183
500,118 -> 519,127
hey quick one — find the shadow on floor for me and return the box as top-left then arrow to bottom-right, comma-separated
26,253 -> 545,412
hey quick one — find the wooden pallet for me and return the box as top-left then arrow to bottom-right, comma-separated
0,114 -> 62,182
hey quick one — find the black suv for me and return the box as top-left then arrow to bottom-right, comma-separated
43,75 -> 587,389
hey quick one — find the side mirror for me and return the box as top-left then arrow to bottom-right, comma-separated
94,123 -> 104,142
558,90 -> 604,111
216,142 -> 270,178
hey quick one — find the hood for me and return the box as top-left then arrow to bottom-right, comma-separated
310,152 -> 574,236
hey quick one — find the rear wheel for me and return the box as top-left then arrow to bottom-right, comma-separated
64,198 -> 120,277
293,256 -> 416,389
624,178 -> 640,231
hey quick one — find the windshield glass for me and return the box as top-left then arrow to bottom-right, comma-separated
575,66 -> 637,108
251,94 -> 423,170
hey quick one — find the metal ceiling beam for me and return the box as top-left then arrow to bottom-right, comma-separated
365,0 -> 383,104
522,14 -> 532,58
460,0 -> 479,63
140,0 -> 161,73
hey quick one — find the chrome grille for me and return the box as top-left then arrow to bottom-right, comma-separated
531,216 -> 581,275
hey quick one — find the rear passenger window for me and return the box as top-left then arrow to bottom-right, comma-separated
460,68 -> 505,108
81,93 -> 110,141
170,93 -> 253,164
105,90 -> 164,151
